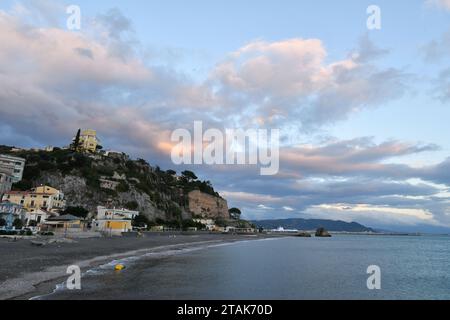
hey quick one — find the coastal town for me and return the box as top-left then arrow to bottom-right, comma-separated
0,129 -> 260,239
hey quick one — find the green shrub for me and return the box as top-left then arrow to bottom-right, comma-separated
125,201 -> 139,211
116,181 -> 130,193
63,206 -> 89,218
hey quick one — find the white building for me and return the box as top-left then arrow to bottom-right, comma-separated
93,206 -> 138,235
0,154 -> 26,183
0,172 -> 14,197
193,218 -> 215,231
25,208 -> 56,226
99,178 -> 120,190
270,226 -> 299,233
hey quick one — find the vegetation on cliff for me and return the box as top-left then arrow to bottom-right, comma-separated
0,145 -> 223,222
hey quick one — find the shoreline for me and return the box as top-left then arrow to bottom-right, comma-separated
0,233 -> 280,300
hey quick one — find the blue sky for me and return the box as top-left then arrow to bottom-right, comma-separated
1,0 -> 450,232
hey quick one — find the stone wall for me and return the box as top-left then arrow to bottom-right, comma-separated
188,190 -> 229,220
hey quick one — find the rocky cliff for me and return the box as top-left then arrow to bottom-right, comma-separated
0,145 -> 227,222
188,190 -> 229,219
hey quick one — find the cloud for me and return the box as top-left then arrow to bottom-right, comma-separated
202,136 -> 450,227
209,36 -> 410,129
9,0 -> 65,27
426,0 -> 450,11
279,137 -> 440,179
0,8 -> 211,158
0,7 -> 412,152
421,29 -> 450,62
304,204 -> 439,228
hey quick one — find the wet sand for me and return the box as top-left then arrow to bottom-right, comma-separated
0,232 -> 275,300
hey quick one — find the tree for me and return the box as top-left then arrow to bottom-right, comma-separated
63,206 -> 89,218
229,207 -> 242,220
71,129 -> 81,151
181,170 -> 197,182
166,170 -> 176,176
132,214 -> 150,228
13,218 -> 23,229
125,201 -> 139,211
116,181 -> 130,193
28,220 -> 38,227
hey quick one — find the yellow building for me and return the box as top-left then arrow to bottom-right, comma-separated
94,206 -> 138,235
2,185 -> 66,213
40,214 -> 86,233
74,129 -> 99,153
80,129 -> 99,153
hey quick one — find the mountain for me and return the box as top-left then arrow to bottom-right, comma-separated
253,218 -> 376,233
0,145 -> 228,222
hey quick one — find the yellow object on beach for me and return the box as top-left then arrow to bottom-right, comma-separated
115,264 -> 125,271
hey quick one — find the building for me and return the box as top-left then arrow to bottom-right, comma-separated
224,226 -> 256,234
40,214 -> 85,233
93,206 -> 138,235
78,129 -> 100,153
2,185 -> 66,213
99,178 -> 120,190
24,208 -> 56,226
0,202 -> 26,229
0,172 -> 14,198
104,150 -> 128,160
193,218 -> 216,231
0,154 -> 26,183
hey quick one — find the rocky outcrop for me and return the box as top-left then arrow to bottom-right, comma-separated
37,171 -> 167,220
315,228 -> 332,237
188,190 -> 229,220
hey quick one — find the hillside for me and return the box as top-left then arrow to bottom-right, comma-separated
0,145 -> 227,222
253,218 -> 376,233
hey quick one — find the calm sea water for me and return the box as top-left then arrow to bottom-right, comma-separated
40,235 -> 450,300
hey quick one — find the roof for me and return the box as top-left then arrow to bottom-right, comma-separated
47,214 -> 81,221
0,154 -> 26,162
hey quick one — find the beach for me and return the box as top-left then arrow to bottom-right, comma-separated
0,232 -> 276,300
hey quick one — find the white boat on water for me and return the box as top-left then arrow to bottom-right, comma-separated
270,226 -> 299,233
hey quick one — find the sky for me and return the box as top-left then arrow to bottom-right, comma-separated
0,0 -> 450,232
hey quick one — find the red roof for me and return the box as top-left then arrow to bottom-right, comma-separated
3,191 -> 56,196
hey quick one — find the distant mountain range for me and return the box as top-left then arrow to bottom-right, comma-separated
253,218 -> 375,233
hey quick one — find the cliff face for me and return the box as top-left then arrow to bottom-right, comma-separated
1,146 -> 226,222
188,190 -> 229,220
36,171 -> 166,220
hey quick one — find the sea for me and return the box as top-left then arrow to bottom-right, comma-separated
36,235 -> 450,300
